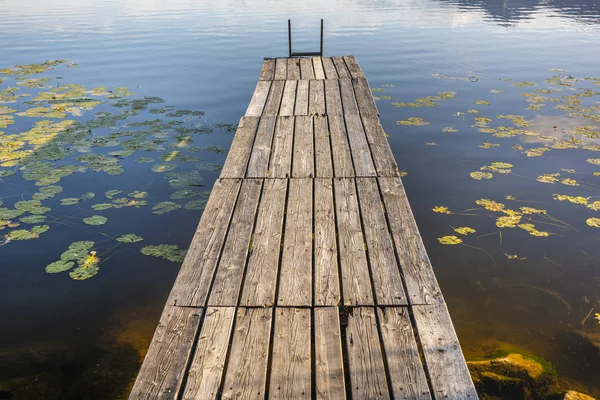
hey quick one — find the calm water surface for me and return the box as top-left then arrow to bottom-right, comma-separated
1,0 -> 599,398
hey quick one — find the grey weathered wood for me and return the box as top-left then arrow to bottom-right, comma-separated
287,58 -> 301,80
328,115 -> 354,178
339,79 -> 359,115
292,115 -> 314,178
342,55 -> 365,79
314,116 -> 333,178
240,179 -> 287,307
267,116 -> 294,178
309,80 -> 326,116
263,80 -> 285,116
356,178 -> 406,305
361,115 -> 399,177
378,308 -> 431,400
167,179 -> 241,307
331,56 -> 350,79
334,179 -> 373,305
321,57 -> 339,79
220,117 -> 259,178
208,180 -> 262,306
278,179 -> 313,306
279,80 -> 297,117
379,177 -> 443,305
345,307 -> 390,399
129,306 -> 203,399
315,308 -> 345,399
299,57 -> 315,80
269,308 -> 312,399
353,77 -> 379,116
344,114 -> 376,177
324,80 -> 343,116
294,79 -> 309,116
247,116 -> 276,178
314,179 -> 339,306
413,304 -> 478,399
182,307 -> 236,400
246,81 -> 271,116
222,308 -> 272,400
259,59 -> 275,81
275,58 -> 287,80
313,57 -> 326,79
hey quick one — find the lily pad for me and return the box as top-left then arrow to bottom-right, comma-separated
83,215 -> 107,225
46,260 -> 75,273
105,190 -> 123,199
140,244 -> 187,262
184,199 -> 207,210
19,215 -> 46,224
116,234 -> 144,243
60,198 -> 80,206
91,203 -> 114,211
151,163 -> 177,173
152,202 -> 181,214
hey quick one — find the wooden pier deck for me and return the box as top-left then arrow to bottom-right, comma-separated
130,56 -> 478,400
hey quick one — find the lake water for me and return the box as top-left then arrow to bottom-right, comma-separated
1,0 -> 599,398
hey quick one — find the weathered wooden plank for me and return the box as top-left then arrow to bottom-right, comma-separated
353,77 -> 379,116
314,179 -> 339,306
278,179 -> 313,306
342,55 -> 365,79
339,79 -> 359,116
240,179 -> 287,307
328,115 -> 354,178
246,81 -> 271,116
315,308 -> 345,399
292,115 -> 314,178
207,180 -> 262,306
324,80 -> 343,116
259,59 -> 275,81
275,58 -> 287,80
356,178 -> 406,305
321,57 -> 339,79
331,56 -> 350,79
267,116 -> 294,179
344,114 -> 376,177
309,80 -> 326,116
182,307 -> 236,400
269,308 -> 312,399
299,57 -> 315,80
287,58 -> 301,80
294,79 -> 309,116
314,116 -> 333,179
334,179 -> 373,306
279,80 -> 297,117
413,304 -> 478,399
379,177 -> 443,305
220,117 -> 259,178
247,116 -> 276,178
378,308 -> 431,400
361,115 -> 399,177
167,179 -> 241,307
263,80 -> 285,116
130,306 -> 203,399
222,308 -> 272,400
345,307 -> 390,399
313,57 -> 326,79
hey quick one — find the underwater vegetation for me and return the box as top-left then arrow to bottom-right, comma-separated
0,60 -> 236,279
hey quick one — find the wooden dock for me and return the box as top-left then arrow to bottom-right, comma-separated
130,56 -> 478,400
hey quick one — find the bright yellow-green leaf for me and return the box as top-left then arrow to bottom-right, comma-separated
454,227 -> 476,235
438,236 -> 463,245
432,206 -> 452,214
470,171 -> 493,180
586,217 -> 600,228
476,199 -> 505,212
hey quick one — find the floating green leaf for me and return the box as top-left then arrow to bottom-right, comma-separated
116,234 -> 144,243
60,198 -> 80,206
46,260 -> 75,273
83,215 -> 107,225
140,244 -> 187,262
152,202 -> 181,214
184,199 -> 207,210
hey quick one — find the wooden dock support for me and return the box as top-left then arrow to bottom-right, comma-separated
130,56 -> 478,400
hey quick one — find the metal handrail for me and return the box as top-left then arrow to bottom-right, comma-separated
288,19 -> 324,57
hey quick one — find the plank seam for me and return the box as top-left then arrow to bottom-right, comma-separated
374,178 -> 438,396
176,308 -> 208,400
337,81 -> 358,177
212,307 -> 241,399
351,89 -> 379,177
